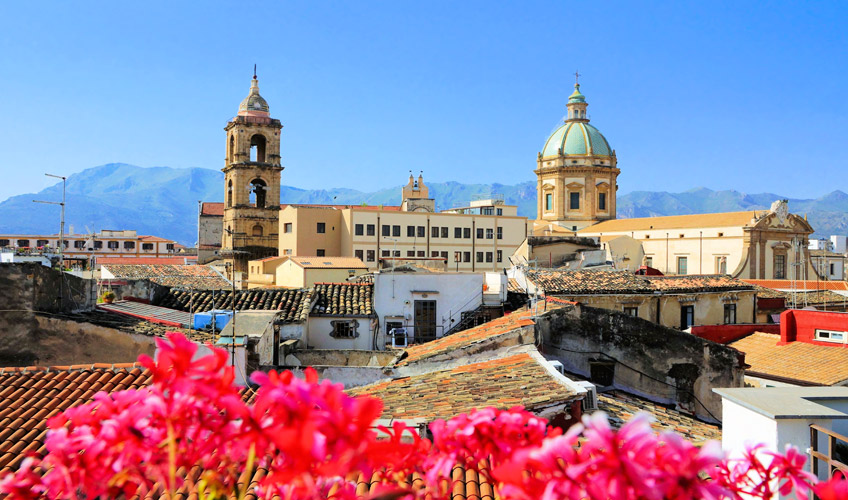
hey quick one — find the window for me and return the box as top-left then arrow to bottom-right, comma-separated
93,241 -> 103,249
0,239 -> 8,247
624,306 -> 638,317
441,227 -> 448,238
816,329 -> 847,343
317,223 -> 326,234
330,320 -> 357,339
677,256 -> 688,275
476,228 -> 484,239
440,251 -> 448,259
463,252 -> 471,262
482,207 -> 493,215
774,254 -> 786,279
716,256 -> 727,274
645,256 -> 653,268
407,250 -> 415,257
284,249 -> 292,255
393,250 -> 400,257
431,251 -> 439,257
248,178 -> 267,208
354,224 -> 363,236
831,263 -> 836,275
382,250 -> 390,257
569,192 -> 580,210
417,251 -> 425,257
392,225 -> 401,237
17,239 -> 30,247
485,252 -> 493,263
496,208 -> 503,216
252,224 -> 263,237
124,241 -> 135,250
142,243 -> 153,250
249,134 -> 266,163
463,228 -> 471,239
723,304 -> 737,324
589,361 -> 615,387
166,243 -> 175,251
382,225 -> 391,237
455,227 -> 462,238
432,227 -> 439,238
407,225 -> 415,237
367,224 -> 375,236
718,232 -> 724,237
36,239 -> 49,247
417,226 -> 425,238
545,193 -> 553,211
598,192 -> 607,211
497,227 -> 503,239
73,240 -> 85,249
476,252 -> 484,263
366,250 -> 375,262
316,249 -> 325,257
486,228 -> 493,239
496,250 -> 502,263
355,249 -> 364,260
680,305 -> 695,329
227,180 -> 233,208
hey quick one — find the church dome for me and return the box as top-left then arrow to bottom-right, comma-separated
542,121 -> 612,158
238,77 -> 269,115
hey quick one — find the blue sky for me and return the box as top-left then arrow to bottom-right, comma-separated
0,1 -> 846,202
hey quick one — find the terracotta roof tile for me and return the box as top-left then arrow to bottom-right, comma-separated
0,364 -> 151,473
349,352 -> 581,421
97,257 -> 197,266
729,332 -> 848,385
596,391 -> 721,445
102,264 -> 230,290
397,309 -> 536,366
311,283 -> 373,316
526,269 -> 753,295
743,279 -> 848,291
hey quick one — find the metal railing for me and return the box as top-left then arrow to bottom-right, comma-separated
810,424 -> 848,481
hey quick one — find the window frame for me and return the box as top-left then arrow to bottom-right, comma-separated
316,222 -> 326,234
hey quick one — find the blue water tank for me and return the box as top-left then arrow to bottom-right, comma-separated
193,309 -> 234,330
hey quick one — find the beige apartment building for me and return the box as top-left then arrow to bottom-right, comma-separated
0,230 -> 179,266
578,200 -> 820,280
278,175 -> 528,272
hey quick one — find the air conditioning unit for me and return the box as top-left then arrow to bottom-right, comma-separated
390,328 -> 408,348
575,381 -> 598,411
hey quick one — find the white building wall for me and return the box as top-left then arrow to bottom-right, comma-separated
373,272 -> 484,345
306,317 -> 373,350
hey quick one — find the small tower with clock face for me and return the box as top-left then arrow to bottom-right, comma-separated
221,71 -> 283,274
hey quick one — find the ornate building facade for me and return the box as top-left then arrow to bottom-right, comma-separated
535,81 -> 619,232
221,73 -> 283,272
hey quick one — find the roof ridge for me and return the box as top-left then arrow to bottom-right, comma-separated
0,362 -> 144,375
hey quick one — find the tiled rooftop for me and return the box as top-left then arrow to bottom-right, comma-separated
507,278 -> 524,293
102,264 -> 230,290
312,283 -> 374,316
729,332 -> 848,385
597,391 -> 721,445
0,364 -> 152,473
579,210 -> 759,232
526,269 -> 753,295
743,279 -> 848,292
289,256 -> 368,269
397,309 -> 536,366
48,311 -> 215,343
97,256 -> 197,266
155,288 -> 312,323
153,283 -> 375,320
348,352 -> 581,422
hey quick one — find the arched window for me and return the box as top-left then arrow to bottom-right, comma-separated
250,134 -> 266,163
227,180 -> 233,207
252,224 -> 264,237
229,135 -> 235,162
249,178 -> 267,208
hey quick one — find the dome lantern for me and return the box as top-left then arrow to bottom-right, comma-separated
238,66 -> 270,117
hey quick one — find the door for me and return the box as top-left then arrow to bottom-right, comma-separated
680,305 -> 694,329
414,300 -> 437,342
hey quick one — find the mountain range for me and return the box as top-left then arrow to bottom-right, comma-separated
0,163 -> 845,245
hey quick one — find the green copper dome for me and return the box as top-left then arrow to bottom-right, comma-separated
542,122 -> 612,157
239,78 -> 270,114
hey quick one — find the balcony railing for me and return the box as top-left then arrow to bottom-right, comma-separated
810,424 -> 848,481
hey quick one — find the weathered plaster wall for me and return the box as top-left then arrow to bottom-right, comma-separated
537,305 -> 744,423
0,315 -> 155,367
0,263 -> 94,314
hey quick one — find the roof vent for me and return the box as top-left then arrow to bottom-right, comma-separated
575,380 -> 598,411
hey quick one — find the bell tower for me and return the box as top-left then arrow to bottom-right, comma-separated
222,69 -> 283,273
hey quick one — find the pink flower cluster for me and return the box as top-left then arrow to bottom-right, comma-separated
1,332 -> 845,500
